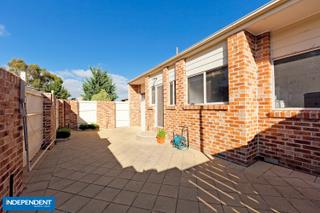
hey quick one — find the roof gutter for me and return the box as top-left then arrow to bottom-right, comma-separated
129,0 -> 290,84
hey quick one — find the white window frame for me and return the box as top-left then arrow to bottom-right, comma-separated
186,65 -> 229,105
169,80 -> 176,106
272,48 -> 320,110
150,85 -> 155,106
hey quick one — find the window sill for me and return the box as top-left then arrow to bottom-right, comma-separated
147,106 -> 154,110
165,105 -> 176,110
268,109 -> 320,119
183,104 -> 228,111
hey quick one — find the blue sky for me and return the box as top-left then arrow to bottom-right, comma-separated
0,0 -> 270,99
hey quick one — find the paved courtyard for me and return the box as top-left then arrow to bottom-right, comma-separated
22,128 -> 320,213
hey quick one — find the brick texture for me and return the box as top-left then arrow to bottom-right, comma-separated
42,93 -> 57,146
97,101 -> 116,129
0,69 -> 24,211
64,100 -> 79,130
129,30 -> 320,174
129,85 -> 141,127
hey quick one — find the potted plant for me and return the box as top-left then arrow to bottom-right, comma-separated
156,129 -> 166,144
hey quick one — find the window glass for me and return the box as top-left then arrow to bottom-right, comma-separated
151,86 -> 155,105
274,49 -> 320,108
169,81 -> 176,105
206,66 -> 229,102
188,74 -> 204,104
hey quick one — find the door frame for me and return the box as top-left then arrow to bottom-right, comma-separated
155,84 -> 164,128
140,94 -> 146,130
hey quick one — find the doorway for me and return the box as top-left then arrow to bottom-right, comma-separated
140,94 -> 146,130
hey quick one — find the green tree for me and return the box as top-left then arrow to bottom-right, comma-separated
91,89 -> 112,101
8,58 -> 28,75
7,58 -> 71,99
82,67 -> 117,100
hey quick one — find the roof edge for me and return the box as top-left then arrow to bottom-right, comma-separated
129,0 -> 289,84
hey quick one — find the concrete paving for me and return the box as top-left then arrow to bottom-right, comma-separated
22,128 -> 320,213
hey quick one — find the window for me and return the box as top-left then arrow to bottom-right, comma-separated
274,49 -> 320,108
206,66 -> 229,103
188,66 -> 228,104
151,86 -> 155,105
188,74 -> 204,104
169,80 -> 176,105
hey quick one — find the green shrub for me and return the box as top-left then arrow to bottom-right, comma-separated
157,129 -> 166,138
79,123 -> 99,130
56,128 -> 71,138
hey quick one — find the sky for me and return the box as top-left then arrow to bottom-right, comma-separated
0,0 -> 270,99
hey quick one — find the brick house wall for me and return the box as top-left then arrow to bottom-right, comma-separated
129,30 -> 320,174
42,93 -> 57,146
58,100 -> 65,128
0,69 -> 24,211
97,101 -> 116,129
64,100 -> 78,130
129,85 -> 141,127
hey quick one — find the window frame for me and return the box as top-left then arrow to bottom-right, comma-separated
187,65 -> 229,105
272,48 -> 320,110
169,80 -> 176,106
150,85 -> 156,106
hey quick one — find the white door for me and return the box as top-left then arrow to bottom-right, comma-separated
79,101 -> 97,124
116,102 -> 129,127
140,94 -> 146,130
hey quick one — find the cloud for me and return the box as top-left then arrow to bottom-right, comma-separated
72,69 -> 92,78
63,79 -> 83,98
0,24 -> 9,36
56,69 -> 128,100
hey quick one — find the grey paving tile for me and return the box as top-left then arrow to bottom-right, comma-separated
108,178 -> 129,189
45,189 -> 73,207
127,207 -> 150,213
95,187 -> 120,201
159,184 -> 178,198
94,175 -> 114,186
179,186 -> 198,201
153,196 -> 177,213
113,190 -> 138,205
63,181 -> 88,194
124,180 -> 145,192
24,181 -> 49,193
79,184 -> 104,197
177,199 -> 199,213
59,195 -> 90,212
141,182 -> 161,195
80,173 -> 101,183
132,172 -> 150,182
103,203 -> 129,213
132,193 -> 156,210
263,196 -> 298,213
199,202 -> 224,213
222,206 -> 248,213
147,173 -> 165,184
78,199 -> 109,213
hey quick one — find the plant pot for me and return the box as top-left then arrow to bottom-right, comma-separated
156,136 -> 165,144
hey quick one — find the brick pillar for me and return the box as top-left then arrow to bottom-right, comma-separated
42,93 -> 57,146
65,100 -> 78,130
97,101 -> 116,129
0,69 -> 24,210
227,31 -> 259,164
145,76 -> 155,130
128,84 -> 141,127
58,100 -> 65,128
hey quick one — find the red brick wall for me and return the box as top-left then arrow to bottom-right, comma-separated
97,101 -> 116,129
58,100 -> 65,128
129,85 -> 141,127
64,100 -> 78,130
129,30 -> 320,174
0,69 -> 24,211
145,76 -> 155,131
42,93 -> 57,146
256,33 -> 320,175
